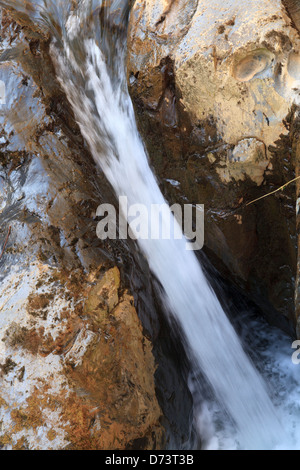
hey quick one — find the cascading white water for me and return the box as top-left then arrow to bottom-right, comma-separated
1,0 -> 287,449
50,1 -> 285,449
190,308 -> 300,450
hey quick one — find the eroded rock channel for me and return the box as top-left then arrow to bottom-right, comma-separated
0,0 -> 300,451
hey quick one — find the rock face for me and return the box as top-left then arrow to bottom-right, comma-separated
127,0 -> 300,332
0,11 -> 165,450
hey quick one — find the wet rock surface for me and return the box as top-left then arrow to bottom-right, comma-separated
127,0 -> 299,333
0,10 -> 194,450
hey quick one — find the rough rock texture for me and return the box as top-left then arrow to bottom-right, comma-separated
127,0 -> 300,333
0,12 -> 165,450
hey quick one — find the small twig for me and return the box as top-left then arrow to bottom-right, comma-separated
0,226 -> 11,261
246,176 -> 300,207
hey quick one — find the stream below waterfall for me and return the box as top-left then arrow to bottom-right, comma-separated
189,303 -> 300,450
0,0 -> 300,451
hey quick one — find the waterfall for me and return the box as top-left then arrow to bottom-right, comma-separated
1,0 -> 285,449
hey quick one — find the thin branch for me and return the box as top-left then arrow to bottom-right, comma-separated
246,176 -> 300,207
0,226 -> 11,261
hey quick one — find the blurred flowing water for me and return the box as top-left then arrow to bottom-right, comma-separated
1,0 -> 299,450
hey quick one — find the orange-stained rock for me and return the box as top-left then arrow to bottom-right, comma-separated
0,264 -> 163,450
0,11 -> 164,450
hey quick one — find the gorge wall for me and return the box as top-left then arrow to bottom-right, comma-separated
127,0 -> 300,336
1,0 -> 300,451
0,9 -> 194,450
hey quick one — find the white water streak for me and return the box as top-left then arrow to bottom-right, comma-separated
47,6 -> 286,448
